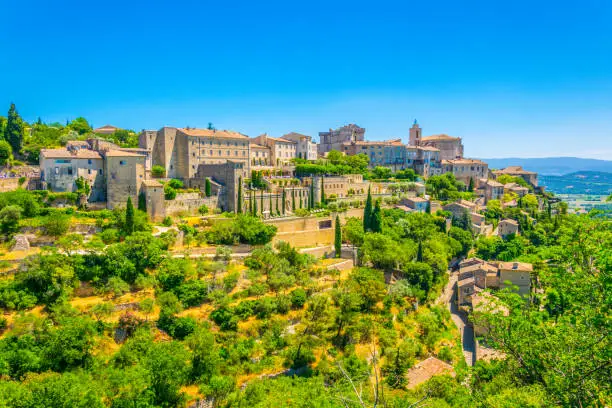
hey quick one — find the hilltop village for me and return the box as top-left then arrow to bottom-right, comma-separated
0,109 -> 608,407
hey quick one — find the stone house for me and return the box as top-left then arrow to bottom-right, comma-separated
40,147 -> 106,202
104,150 -> 145,209
497,219 -> 519,238
93,124 -> 120,135
493,166 -> 538,188
318,124 -> 365,155
503,182 -> 529,198
420,134 -> 464,161
402,197 -> 429,212
498,261 -> 532,297
282,132 -> 318,160
252,134 -> 297,167
478,178 -> 504,203
139,127 -> 251,180
441,159 -> 489,185
249,143 -> 272,169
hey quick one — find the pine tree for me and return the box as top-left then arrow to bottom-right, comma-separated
249,191 -> 254,215
334,215 -> 342,258
205,178 -> 212,197
138,192 -> 146,212
292,189 -> 296,212
364,187 -> 373,231
425,200 -> 431,214
371,199 -> 382,233
282,188 -> 286,215
468,177 -> 474,192
6,103 -> 23,154
237,177 -> 243,214
125,197 -> 135,235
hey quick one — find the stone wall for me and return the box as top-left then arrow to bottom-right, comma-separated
164,193 -> 218,218
0,177 -> 26,192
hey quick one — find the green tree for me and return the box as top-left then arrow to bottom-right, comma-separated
371,199 -> 382,233
320,178 -> 326,205
275,192 -> 280,215
260,189 -> 264,215
291,189 -> 296,212
253,191 -> 258,216
237,176 -> 243,214
282,188 -> 286,215
0,140 -> 12,165
6,103 -> 24,154
205,178 -> 212,197
151,165 -> 166,178
468,177 -> 475,192
0,205 -> 21,233
334,215 -> 342,258
309,181 -> 314,210
343,216 -> 364,247
138,192 -> 146,212
125,197 -> 135,235
363,186 -> 373,231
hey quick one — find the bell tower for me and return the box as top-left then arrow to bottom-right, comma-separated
409,119 -> 422,146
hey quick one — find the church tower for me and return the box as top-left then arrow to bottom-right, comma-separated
409,119 -> 422,146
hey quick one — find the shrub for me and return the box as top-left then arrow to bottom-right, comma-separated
198,204 -> 209,215
167,179 -> 184,189
162,216 -> 173,226
43,214 -> 71,236
290,288 -> 307,308
164,184 -> 177,200
151,165 -> 166,178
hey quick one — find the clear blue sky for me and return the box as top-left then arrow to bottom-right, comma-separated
1,0 -> 611,159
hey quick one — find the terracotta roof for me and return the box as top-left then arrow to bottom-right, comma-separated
499,219 -> 519,225
94,125 -> 119,134
422,134 -> 461,141
485,180 -> 504,187
442,158 -> 487,165
458,276 -> 475,287
249,143 -> 269,149
417,145 -> 440,151
104,149 -> 145,158
343,138 -> 403,146
493,166 -> 536,175
394,205 -> 414,212
179,128 -> 249,139
407,197 -> 428,203
498,262 -> 533,272
406,357 -> 455,389
41,148 -> 102,159
282,132 -> 312,141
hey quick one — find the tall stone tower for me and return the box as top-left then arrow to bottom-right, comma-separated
409,119 -> 422,146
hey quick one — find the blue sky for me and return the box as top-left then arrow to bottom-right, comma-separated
1,0 -> 611,159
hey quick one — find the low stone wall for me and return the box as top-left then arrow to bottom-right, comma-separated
0,177 -> 27,192
164,194 -> 218,217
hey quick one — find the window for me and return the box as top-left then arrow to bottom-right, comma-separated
100,169 -> 103,176
88,169 -> 91,175
88,159 -> 92,165
55,167 -> 59,174
119,160 -> 127,165
67,168 -> 73,175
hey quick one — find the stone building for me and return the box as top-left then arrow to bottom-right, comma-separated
249,143 -> 273,169
282,132 -> 318,160
252,134 -> 297,167
477,179 -> 504,203
104,150 -> 145,209
40,147 -> 106,202
408,120 -> 423,146
497,219 -> 519,238
190,161 -> 245,212
402,197 -> 429,212
493,166 -> 538,187
318,124 -> 365,155
420,134 -> 464,161
503,182 -> 529,198
93,124 -> 120,135
441,159 -> 488,185
457,258 -> 532,306
139,127 -> 251,180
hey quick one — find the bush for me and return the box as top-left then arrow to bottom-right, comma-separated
162,216 -> 173,227
164,184 -> 177,200
198,204 -> 209,215
0,141 -> 13,165
43,215 -> 71,236
167,179 -> 184,189
151,165 -> 166,178
290,288 -> 307,308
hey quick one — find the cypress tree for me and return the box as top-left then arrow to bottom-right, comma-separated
205,178 -> 212,197
299,192 -> 303,209
282,188 -> 286,215
138,192 -> 146,212
125,197 -> 135,235
253,191 -> 258,216
364,187 -> 373,231
334,215 -> 342,258
425,200 -> 431,214
249,191 -> 254,215
260,189 -> 264,215
237,177 -> 243,214
6,103 -> 23,154
321,178 -> 326,206
309,181 -> 314,210
468,177 -> 474,192
276,193 -> 280,215
291,189 -> 296,212
371,199 -> 382,233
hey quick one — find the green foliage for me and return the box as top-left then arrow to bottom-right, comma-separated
67,117 -> 92,135
151,165 -> 166,178
371,199 -> 382,233
6,103 -> 24,154
0,205 -> 21,233
426,172 -> 464,201
207,215 -> 277,246
43,214 -> 71,236
363,186 -> 372,231
164,184 -> 177,200
0,140 -> 13,165
205,177 -> 212,197
125,197 -> 135,235
334,215 -> 342,257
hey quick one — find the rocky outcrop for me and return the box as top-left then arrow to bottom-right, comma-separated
11,234 -> 31,251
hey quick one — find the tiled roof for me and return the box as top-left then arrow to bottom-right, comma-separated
104,150 -> 145,157
422,134 -> 460,141
41,148 -> 102,159
493,166 -> 536,175
249,143 -> 269,149
498,262 -> 533,272
179,128 -> 249,139
499,219 -> 519,225
442,158 -> 487,165
142,179 -> 163,187
343,138 -> 403,146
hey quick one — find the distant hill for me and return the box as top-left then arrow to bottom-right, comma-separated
480,157 -> 612,176
539,171 -> 612,195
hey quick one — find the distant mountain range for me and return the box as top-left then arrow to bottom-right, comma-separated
539,171 -> 612,195
480,157 -> 612,176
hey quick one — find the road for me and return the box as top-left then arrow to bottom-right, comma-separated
438,271 -> 475,366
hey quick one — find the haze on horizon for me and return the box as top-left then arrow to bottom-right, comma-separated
1,0 -> 611,160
